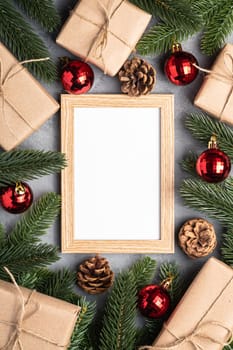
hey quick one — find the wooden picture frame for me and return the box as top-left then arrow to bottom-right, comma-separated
61,94 -> 174,253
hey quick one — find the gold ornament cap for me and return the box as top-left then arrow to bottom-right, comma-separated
208,135 -> 218,149
171,43 -> 182,53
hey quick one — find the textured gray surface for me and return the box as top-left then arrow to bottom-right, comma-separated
1,1 -> 231,305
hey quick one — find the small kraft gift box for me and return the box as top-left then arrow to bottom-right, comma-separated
0,272 -> 80,349
56,0 -> 152,76
140,257 -> 233,350
0,42 -> 59,151
194,43 -> 233,126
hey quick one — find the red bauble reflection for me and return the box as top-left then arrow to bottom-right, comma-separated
196,148 -> 231,183
61,60 -> 94,94
165,44 -> 198,85
0,182 -> 33,214
138,284 -> 170,318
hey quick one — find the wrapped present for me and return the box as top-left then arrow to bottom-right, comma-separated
0,273 -> 80,349
0,42 -> 59,151
194,43 -> 233,125
56,0 -> 152,76
140,257 -> 233,350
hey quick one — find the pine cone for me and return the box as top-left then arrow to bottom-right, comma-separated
178,218 -> 217,258
118,57 -> 156,96
77,255 -> 114,294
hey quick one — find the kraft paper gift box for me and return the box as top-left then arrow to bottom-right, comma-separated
0,42 -> 59,151
143,258 -> 233,350
194,43 -> 233,125
0,278 -> 80,349
56,0 -> 152,76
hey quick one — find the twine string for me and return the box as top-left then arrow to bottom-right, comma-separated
72,0 -> 133,74
0,57 -> 49,139
0,267 -> 68,349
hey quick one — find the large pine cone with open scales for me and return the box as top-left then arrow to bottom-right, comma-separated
178,218 -> 217,258
118,57 -> 156,96
77,255 -> 114,294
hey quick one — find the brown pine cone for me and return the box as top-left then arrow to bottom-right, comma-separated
118,57 -> 156,96
178,218 -> 217,258
77,255 -> 114,294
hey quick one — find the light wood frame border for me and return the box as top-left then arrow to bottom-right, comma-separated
61,94 -> 174,253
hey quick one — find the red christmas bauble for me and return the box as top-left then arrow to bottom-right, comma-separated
0,182 -> 33,214
138,284 -> 170,318
164,43 -> 198,85
196,148 -> 231,183
61,59 -> 94,94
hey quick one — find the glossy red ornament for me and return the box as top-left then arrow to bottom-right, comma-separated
0,182 -> 33,214
138,282 -> 171,318
165,43 -> 198,85
61,59 -> 94,94
196,135 -> 231,183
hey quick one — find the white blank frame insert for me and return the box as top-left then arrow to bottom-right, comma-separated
61,94 -> 174,253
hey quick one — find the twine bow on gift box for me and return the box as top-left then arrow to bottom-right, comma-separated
0,267 -> 69,350
73,0 -> 134,74
139,321 -> 233,350
0,57 -> 49,140
193,52 -> 233,121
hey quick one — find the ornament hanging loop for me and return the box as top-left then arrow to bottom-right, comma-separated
15,182 -> 25,195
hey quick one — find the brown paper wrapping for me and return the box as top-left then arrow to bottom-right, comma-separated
0,279 -> 80,349
56,0 -> 151,76
194,43 -> 233,125
0,42 -> 59,151
151,258 -> 233,350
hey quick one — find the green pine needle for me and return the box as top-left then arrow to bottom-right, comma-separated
201,1 -> 233,55
185,113 -> 233,160
0,0 -> 57,82
136,23 -> 195,56
14,0 -> 60,32
8,192 -> 61,245
130,256 -> 157,290
69,296 -> 96,350
0,150 -> 66,186
181,152 -> 198,176
99,271 -> 137,350
221,230 -> 233,267
180,178 -> 233,229
224,340 -> 233,350
159,262 -> 183,304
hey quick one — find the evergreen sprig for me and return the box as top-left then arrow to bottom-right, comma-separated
14,0 -> 60,32
200,0 -> 233,55
0,0 -> 58,82
131,256 -> 157,289
185,113 -> 233,160
99,271 -> 137,350
221,230 -> 233,267
0,192 -> 61,279
181,152 -> 198,176
0,150 -> 66,186
180,178 -> 233,229
130,0 -> 233,55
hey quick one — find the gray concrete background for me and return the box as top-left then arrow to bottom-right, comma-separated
1,0 -> 231,306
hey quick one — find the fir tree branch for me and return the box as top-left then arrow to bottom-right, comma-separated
8,192 -> 61,245
0,150 -> 66,186
180,178 -> 233,229
0,243 -> 59,279
221,230 -> 233,267
159,262 -> 183,304
201,0 -> 233,55
14,0 -> 60,32
136,23 -> 196,56
190,0 -> 219,24
181,152 -> 198,176
0,0 -> 57,82
131,256 -> 157,290
69,296 -> 96,350
0,224 -> 5,247
185,113 -> 233,160
128,0 -> 155,14
224,340 -> 233,350
99,271 -> 137,350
